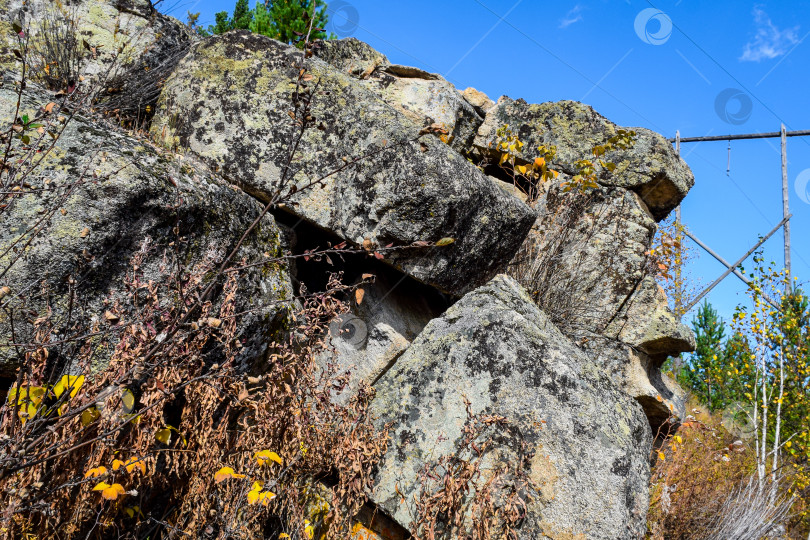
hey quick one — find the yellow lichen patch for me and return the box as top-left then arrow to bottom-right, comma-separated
529,448 -> 559,504
539,520 -> 587,540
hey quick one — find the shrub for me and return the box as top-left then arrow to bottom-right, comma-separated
647,402 -> 793,539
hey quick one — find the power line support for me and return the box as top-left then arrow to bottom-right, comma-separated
684,214 -> 792,313
682,229 -> 780,310
781,124 -> 792,294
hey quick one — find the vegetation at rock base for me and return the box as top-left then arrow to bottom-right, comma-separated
654,254 -> 810,537
4,0 -> 807,537
0,16 -> 533,539
194,0 -> 335,43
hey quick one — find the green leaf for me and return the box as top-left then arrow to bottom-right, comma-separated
435,237 -> 455,247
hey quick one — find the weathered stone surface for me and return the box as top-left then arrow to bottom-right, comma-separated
461,86 -> 495,115
313,37 -> 390,77
1,0 -> 190,86
474,97 -> 694,220
326,272 -> 442,397
314,37 -> 483,154
0,80 -> 292,375
604,276 -> 695,363
585,338 -> 687,430
510,181 -> 656,337
152,31 -> 535,297
371,275 -> 651,539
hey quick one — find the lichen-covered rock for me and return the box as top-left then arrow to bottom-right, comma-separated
0,80 -> 292,375
512,182 -> 656,337
313,38 -> 483,154
313,37 -> 390,77
1,0 -> 191,88
474,97 -> 694,220
370,275 -> 651,539
604,276 -> 695,363
152,31 -> 535,297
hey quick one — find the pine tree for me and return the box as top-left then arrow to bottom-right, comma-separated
686,302 -> 727,411
232,0 -> 254,30
206,0 -> 334,45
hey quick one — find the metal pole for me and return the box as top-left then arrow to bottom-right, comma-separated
683,230 -> 780,310
781,124 -> 792,294
669,128 -> 810,143
674,131 -> 682,317
684,214 -> 792,313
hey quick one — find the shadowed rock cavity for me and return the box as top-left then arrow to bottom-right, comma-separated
151,31 -> 535,297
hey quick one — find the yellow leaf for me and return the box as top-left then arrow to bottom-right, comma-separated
255,450 -> 283,467
304,520 -> 314,539
534,156 -> 545,167
516,164 -> 527,175
121,389 -> 135,414
435,237 -> 455,247
93,482 -> 125,500
658,451 -> 666,462
155,427 -> 171,445
124,457 -> 146,474
279,535 -> 290,539
112,460 -> 125,471
673,435 -> 683,444
85,466 -> 107,478
53,375 -> 85,399
81,407 -> 100,426
214,466 -> 245,483
8,385 -> 46,406
247,481 -> 276,506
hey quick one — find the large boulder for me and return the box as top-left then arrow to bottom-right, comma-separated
474,97 -> 694,220
1,0 -> 191,120
313,38 -> 483,154
0,79 -> 293,375
152,31 -> 535,297
370,275 -> 651,539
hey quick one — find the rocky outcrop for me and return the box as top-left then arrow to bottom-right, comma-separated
314,38 -> 483,154
2,3 -> 700,535
370,275 -> 651,539
474,97 -> 694,220
1,0 -> 191,86
0,79 -> 293,375
604,276 -> 695,362
152,31 -> 535,297
585,338 -> 688,431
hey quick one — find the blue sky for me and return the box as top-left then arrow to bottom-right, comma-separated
160,0 -> 810,325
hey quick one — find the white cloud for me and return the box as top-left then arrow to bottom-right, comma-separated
559,5 -> 583,29
740,6 -> 800,62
